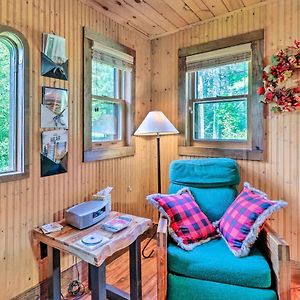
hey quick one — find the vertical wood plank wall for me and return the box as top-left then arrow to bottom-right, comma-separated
151,0 -> 300,261
0,0 -> 154,298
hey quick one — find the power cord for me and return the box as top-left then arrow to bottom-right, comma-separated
68,258 -> 85,297
142,223 -> 158,259
60,257 -> 86,299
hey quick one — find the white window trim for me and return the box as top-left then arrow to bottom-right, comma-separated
0,26 -> 29,181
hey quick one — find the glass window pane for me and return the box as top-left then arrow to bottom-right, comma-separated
92,99 -> 122,142
193,99 -> 247,141
0,40 -> 14,173
92,60 -> 115,98
196,60 -> 249,99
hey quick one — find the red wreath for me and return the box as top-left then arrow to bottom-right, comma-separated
257,40 -> 300,112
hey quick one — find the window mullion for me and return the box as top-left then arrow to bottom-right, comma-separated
193,94 -> 248,104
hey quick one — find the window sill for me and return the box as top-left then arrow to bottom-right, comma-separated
178,146 -> 264,161
84,146 -> 135,162
0,169 -> 29,183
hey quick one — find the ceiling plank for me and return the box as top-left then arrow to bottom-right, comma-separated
161,0 -> 201,24
184,0 -> 214,20
201,0 -> 229,16
145,0 -> 188,28
86,0 -> 266,39
121,0 -> 178,32
80,0 -> 150,37
242,0 -> 262,5
93,0 -> 166,36
222,0 -> 245,11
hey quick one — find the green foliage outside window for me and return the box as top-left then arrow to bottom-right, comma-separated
0,41 -> 11,171
194,60 -> 249,141
91,60 -> 120,142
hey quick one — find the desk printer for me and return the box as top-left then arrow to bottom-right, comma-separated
66,199 -> 110,229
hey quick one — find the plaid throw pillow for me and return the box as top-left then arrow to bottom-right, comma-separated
216,182 -> 287,257
147,188 -> 218,250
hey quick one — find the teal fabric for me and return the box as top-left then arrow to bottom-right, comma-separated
168,274 -> 278,300
168,238 -> 272,289
168,158 -> 240,221
169,158 -> 240,188
168,184 -> 236,221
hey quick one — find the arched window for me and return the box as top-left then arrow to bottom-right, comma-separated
0,27 -> 29,180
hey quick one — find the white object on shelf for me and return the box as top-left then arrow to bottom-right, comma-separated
92,186 -> 113,211
40,222 -> 63,234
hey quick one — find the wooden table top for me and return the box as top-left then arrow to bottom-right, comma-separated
32,211 -> 152,267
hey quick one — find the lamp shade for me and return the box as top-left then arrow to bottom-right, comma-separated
134,111 -> 179,136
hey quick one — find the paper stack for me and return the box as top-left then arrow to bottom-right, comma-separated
40,222 -> 63,234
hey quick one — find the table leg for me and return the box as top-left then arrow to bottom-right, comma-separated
89,262 -> 106,300
129,237 -> 142,300
47,246 -> 61,300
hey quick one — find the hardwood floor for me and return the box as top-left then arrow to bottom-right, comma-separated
291,260 -> 300,300
62,238 -> 157,300
16,238 -> 300,299
61,238 -> 300,300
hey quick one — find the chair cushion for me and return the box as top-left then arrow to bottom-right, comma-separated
168,273 -> 277,300
169,158 -> 240,188
169,184 -> 237,222
168,238 -> 272,289
146,188 -> 217,250
216,182 -> 288,257
168,158 -> 240,221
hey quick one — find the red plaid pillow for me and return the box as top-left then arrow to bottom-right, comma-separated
217,182 -> 287,257
147,188 -> 218,250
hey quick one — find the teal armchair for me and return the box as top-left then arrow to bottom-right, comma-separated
157,158 -> 290,300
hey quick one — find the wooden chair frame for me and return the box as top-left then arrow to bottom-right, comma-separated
156,215 -> 291,300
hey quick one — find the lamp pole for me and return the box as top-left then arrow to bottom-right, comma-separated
157,134 -> 161,194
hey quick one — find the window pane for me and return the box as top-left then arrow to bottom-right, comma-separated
193,100 -> 247,141
196,60 -> 249,99
92,99 -> 122,142
92,60 -> 115,98
0,40 -> 14,173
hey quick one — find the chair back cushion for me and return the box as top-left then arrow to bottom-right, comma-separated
169,158 -> 240,222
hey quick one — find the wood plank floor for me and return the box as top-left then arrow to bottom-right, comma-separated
62,238 -> 157,300
60,238 -> 300,300
16,238 -> 299,300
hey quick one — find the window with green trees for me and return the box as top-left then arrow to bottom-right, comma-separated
91,61 -> 126,143
178,31 -> 264,160
83,28 -> 135,162
0,40 -> 12,172
191,60 -> 249,141
0,27 -> 28,179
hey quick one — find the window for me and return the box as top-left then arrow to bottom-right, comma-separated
0,26 -> 29,180
83,28 -> 135,162
178,30 -> 264,161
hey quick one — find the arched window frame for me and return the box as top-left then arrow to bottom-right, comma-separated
0,26 -> 29,181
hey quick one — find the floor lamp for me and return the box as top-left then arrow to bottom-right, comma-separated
134,111 -> 179,258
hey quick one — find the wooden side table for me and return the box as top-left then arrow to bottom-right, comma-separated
32,211 -> 152,300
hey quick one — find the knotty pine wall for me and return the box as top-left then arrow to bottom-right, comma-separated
151,0 -> 300,261
0,0 -> 154,298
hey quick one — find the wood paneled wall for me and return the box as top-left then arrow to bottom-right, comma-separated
151,0 -> 300,261
0,0 -> 154,298
1,0 -> 300,298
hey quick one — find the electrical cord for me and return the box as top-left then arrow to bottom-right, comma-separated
142,223 -> 158,259
60,257 -> 86,299
68,258 -> 85,297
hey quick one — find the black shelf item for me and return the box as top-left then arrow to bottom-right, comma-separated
41,52 -> 68,81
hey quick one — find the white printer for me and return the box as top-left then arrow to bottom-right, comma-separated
66,199 -> 110,229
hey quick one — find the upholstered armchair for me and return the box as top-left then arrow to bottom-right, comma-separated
157,158 -> 290,300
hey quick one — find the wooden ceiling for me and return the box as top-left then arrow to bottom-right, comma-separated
82,0 -> 264,39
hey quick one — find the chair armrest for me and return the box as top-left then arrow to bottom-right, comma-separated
157,215 -> 168,300
259,224 -> 291,300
